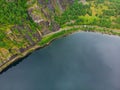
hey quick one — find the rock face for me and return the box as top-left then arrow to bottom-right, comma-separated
28,0 -> 75,35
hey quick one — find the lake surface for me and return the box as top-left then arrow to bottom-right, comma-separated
0,32 -> 120,90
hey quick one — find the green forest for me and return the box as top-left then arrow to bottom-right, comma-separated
55,0 -> 120,29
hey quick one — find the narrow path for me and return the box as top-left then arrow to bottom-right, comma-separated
43,25 -> 120,38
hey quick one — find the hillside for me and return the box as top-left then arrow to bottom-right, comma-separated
0,0 -> 120,72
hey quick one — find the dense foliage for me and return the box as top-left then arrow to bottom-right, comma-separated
0,0 -> 28,25
55,0 -> 120,29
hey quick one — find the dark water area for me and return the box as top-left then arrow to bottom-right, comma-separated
0,32 -> 120,90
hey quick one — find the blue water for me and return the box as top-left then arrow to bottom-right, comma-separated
0,32 -> 120,90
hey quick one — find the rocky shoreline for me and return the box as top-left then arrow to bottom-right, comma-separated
0,29 -> 73,73
1,24 -> 120,73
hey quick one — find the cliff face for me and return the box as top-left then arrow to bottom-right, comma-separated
28,0 -> 75,34
0,0 -> 75,65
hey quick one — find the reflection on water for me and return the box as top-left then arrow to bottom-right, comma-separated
0,32 -> 120,90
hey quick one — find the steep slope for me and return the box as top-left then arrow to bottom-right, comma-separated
0,0 -> 75,71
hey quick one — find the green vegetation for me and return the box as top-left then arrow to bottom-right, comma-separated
54,2 -> 91,26
55,0 -> 120,29
0,0 -> 28,24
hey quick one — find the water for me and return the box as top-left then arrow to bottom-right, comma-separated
0,32 -> 120,90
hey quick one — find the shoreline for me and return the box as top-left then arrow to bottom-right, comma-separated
0,26 -> 120,73
0,28 -> 78,73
